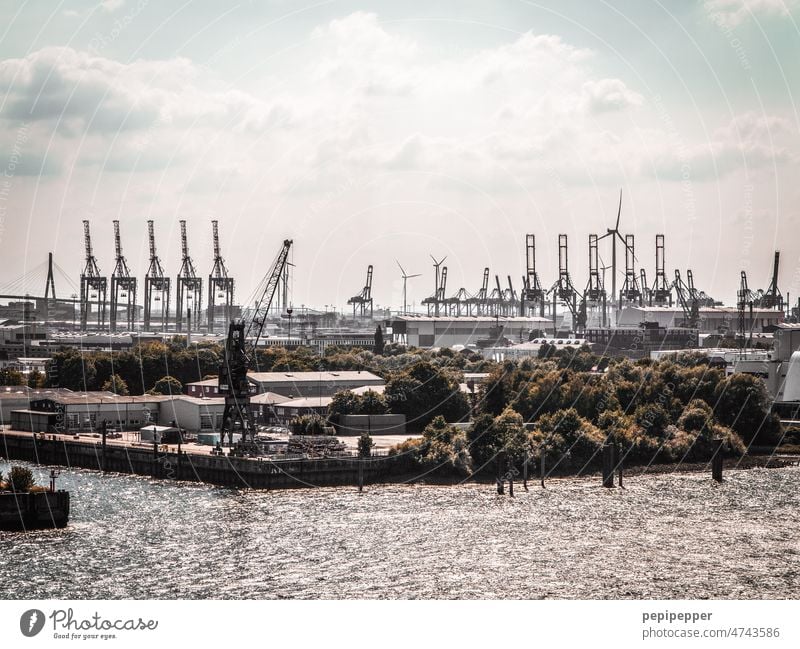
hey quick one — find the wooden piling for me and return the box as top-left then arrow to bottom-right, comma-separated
602,443 -> 614,488
101,421 -> 107,472
540,453 -> 546,488
615,442 -> 623,488
523,455 -> 529,492
358,458 -> 364,492
711,438 -> 723,482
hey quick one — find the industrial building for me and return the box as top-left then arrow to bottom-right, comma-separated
617,305 -> 783,334
388,316 -> 551,349
273,396 -> 333,423
246,371 -> 385,398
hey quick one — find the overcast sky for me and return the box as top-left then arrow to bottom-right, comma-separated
0,0 -> 798,310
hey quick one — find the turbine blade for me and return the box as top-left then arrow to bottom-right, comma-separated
615,188 -> 622,230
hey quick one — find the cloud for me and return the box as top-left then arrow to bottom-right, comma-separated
582,78 -> 643,114
100,0 -> 125,12
704,0 -> 796,26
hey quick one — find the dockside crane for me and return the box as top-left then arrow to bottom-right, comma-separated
651,235 -> 672,306
755,251 -> 783,310
549,234 -> 584,332
422,256 -> 447,316
471,267 -> 490,316
618,234 -> 641,306
143,220 -> 170,331
347,265 -> 374,319
673,270 -> 699,329
584,234 -> 607,327
110,220 -> 136,332
738,270 -> 755,348
208,220 -> 234,333
80,220 -> 107,330
176,220 -> 202,332
521,234 -> 546,317
219,239 -> 293,451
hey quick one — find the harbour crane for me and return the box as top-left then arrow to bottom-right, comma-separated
347,265 -> 374,319
673,270 -> 699,329
219,239 -> 293,451
208,220 -> 234,332
143,220 -> 170,331
79,220 -> 107,330
110,220 -> 136,332
521,234 -> 546,317
176,220 -> 202,332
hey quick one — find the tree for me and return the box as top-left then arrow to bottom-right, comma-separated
8,465 -> 35,492
102,373 -> 129,396
149,375 -> 183,395
27,370 -> 45,389
373,325 -> 385,355
0,367 -> 25,386
359,390 -> 388,415
328,390 -> 361,419
358,431 -> 374,457
713,373 -> 779,444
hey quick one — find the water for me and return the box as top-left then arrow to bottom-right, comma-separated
1,460 -> 799,599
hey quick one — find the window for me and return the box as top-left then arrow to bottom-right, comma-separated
200,415 -> 214,430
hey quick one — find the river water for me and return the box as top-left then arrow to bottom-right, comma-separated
1,461 -> 798,599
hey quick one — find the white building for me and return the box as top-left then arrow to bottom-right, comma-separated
388,316 -> 551,348
617,305 -> 783,333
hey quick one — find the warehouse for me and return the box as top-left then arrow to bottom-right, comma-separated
159,395 -> 225,432
387,316 -> 551,348
246,371 -> 384,398
13,392 -> 165,433
617,305 -> 784,333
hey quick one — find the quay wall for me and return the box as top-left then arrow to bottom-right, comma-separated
0,432 -> 403,490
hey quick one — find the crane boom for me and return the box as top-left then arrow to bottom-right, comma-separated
245,239 -> 293,350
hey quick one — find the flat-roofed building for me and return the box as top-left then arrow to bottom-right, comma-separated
246,371 -> 384,398
388,316 -> 551,349
617,305 -> 783,333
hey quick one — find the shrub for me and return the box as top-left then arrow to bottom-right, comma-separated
8,466 -> 35,492
358,431 -> 374,458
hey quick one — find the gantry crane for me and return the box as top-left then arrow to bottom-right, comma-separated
651,234 -> 672,306
347,265 -> 374,319
584,234 -> 607,327
673,270 -> 699,329
218,239 -> 293,451
79,220 -> 107,330
176,220 -> 202,332
755,251 -> 783,310
110,220 -> 136,332
618,234 -> 641,305
521,234 -> 546,317
208,220 -> 234,333
143,220 -> 170,331
549,234 -> 585,332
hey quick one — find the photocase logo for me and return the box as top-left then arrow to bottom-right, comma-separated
20,609 -> 45,637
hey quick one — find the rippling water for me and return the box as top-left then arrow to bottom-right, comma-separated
1,460 -> 799,599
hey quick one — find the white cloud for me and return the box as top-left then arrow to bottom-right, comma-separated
704,0 -> 796,26
100,0 -> 125,13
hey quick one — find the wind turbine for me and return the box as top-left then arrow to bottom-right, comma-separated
598,189 -> 634,307
397,260 -> 421,315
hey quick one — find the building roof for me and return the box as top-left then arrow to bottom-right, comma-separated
31,392 -> 167,405
248,371 -> 384,384
278,396 -> 333,409
391,315 -> 551,323
621,305 -> 783,316
350,385 -> 386,395
185,378 -> 220,388
249,391 -> 291,404
168,395 -> 226,406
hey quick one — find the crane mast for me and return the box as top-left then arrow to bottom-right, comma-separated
176,220 -> 202,332
219,239 -> 293,452
110,220 -> 136,332
79,220 -> 107,330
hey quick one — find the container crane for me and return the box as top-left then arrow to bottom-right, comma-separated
176,220 -> 202,332
347,265 -> 374,319
110,220 -> 136,332
208,220 -> 234,333
143,220 -> 170,331
79,220 -> 107,330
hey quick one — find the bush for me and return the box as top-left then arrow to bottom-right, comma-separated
8,466 -> 35,492
358,431 -> 374,458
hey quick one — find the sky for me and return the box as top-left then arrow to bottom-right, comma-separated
0,0 -> 798,311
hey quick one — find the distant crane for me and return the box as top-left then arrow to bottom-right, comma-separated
755,251 -> 783,310
584,234 -> 607,327
673,270 -> 699,329
521,234 -> 545,317
176,220 -> 202,332
79,220 -> 107,330
143,220 -> 170,331
219,239 -> 293,450
422,255 -> 447,317
110,220 -> 136,332
549,234 -> 584,332
208,220 -> 234,333
347,265 -> 374,319
651,234 -> 672,306
396,260 -> 421,316
618,234 -> 641,305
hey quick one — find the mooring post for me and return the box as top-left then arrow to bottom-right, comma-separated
540,452 -> 546,488
615,442 -> 623,488
711,438 -> 723,482
602,443 -> 614,488
496,451 -> 505,494
358,458 -> 364,492
152,438 -> 158,478
101,420 -> 107,472
176,433 -> 182,481
523,453 -> 529,492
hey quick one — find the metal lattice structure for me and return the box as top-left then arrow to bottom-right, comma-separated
521,234 -> 546,317
110,220 -> 137,332
208,220 -> 234,333
143,220 -> 170,331
79,220 -> 107,330
176,220 -> 202,332
347,265 -> 374,319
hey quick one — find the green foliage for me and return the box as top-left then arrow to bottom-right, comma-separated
358,431 -> 374,457
327,389 -> 389,420
0,367 -> 25,386
532,408 -> 605,469
373,325 -> 385,355
384,361 -> 469,431
713,373 -> 779,444
8,465 -> 35,492
27,370 -> 45,389
102,373 -> 129,396
291,414 -> 329,435
417,416 -> 472,476
149,375 -> 182,396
